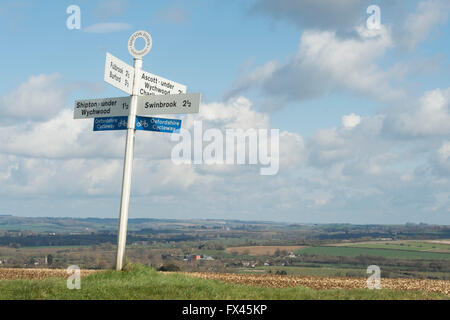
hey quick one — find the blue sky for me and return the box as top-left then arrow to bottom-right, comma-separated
0,0 -> 449,224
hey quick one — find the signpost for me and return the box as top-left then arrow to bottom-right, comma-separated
74,97 -> 130,119
135,116 -> 181,133
137,69 -> 187,96
73,30 -> 200,271
105,52 -> 187,97
137,93 -> 200,116
104,53 -> 135,95
93,116 -> 129,131
94,116 -> 182,133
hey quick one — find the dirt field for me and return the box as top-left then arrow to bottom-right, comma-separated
426,240 -> 450,245
0,268 -> 98,280
225,246 -> 304,256
182,272 -> 450,296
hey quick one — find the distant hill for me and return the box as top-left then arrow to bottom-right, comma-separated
0,215 -> 290,234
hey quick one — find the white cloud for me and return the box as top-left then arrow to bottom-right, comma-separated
251,0 -> 449,52
0,74 -> 67,121
397,0 -> 450,50
95,0 -> 128,19
227,26 -> 405,108
190,97 -> 270,130
342,113 -> 361,129
435,141 -> 450,173
384,87 -> 450,137
251,0 -> 370,30
438,141 -> 450,161
225,61 -> 278,100
0,86 -> 283,197
83,22 -> 131,34
1,75 -> 449,223
279,131 -> 305,169
0,109 -> 122,159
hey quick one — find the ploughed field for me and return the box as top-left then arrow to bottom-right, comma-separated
181,272 -> 450,296
0,268 -> 97,280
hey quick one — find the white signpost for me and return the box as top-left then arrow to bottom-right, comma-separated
104,53 -> 135,95
73,30 -> 201,271
137,93 -> 201,116
137,69 -> 187,96
74,97 -> 131,119
105,52 -> 187,97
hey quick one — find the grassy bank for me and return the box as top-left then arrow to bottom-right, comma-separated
296,246 -> 450,260
0,265 -> 447,300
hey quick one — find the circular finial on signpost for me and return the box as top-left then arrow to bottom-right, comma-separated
128,30 -> 152,59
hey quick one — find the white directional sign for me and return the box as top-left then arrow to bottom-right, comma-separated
74,30 -> 201,271
137,69 -> 187,96
104,52 -> 186,97
104,53 -> 134,95
74,97 -> 131,119
137,93 -> 200,116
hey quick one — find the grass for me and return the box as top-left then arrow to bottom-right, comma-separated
343,242 -> 450,253
20,245 -> 91,250
238,265 -> 450,280
0,223 -> 59,230
238,266 -> 367,278
296,246 -> 450,260
0,265 -> 447,300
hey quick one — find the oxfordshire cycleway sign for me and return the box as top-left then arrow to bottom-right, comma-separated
73,30 -> 201,271
93,116 -> 182,133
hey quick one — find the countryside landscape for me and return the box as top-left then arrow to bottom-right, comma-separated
0,215 -> 449,299
1,0 -> 450,308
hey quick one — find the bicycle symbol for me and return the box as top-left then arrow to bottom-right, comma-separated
137,120 -> 149,128
118,120 -> 127,128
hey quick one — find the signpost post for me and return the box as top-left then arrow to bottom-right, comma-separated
73,30 -> 200,271
115,55 -> 141,272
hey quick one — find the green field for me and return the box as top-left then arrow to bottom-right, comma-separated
238,266 -> 367,278
295,246 -> 450,260
20,245 -> 91,250
238,265 -> 450,280
0,265 -> 446,300
0,224 -> 65,232
342,242 -> 450,253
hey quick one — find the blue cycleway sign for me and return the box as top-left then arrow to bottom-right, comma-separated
93,116 -> 181,133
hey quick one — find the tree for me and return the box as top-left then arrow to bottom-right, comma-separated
158,263 -> 180,272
